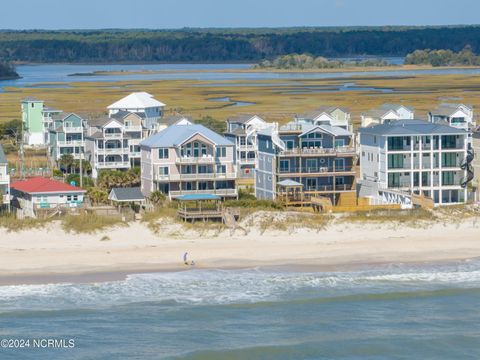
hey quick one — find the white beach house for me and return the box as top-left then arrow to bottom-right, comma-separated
107,92 -> 166,131
358,119 -> 473,207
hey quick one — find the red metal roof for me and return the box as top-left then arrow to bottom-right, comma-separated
10,177 -> 86,194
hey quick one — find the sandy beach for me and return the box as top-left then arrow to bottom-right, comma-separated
0,212 -> 479,285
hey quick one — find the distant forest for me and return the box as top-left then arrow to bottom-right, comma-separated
2,26 -> 480,63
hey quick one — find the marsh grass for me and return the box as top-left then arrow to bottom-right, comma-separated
62,213 -> 126,234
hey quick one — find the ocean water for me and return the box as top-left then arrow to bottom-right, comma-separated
1,261 -> 480,359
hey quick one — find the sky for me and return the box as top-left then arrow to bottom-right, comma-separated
1,0 -> 480,29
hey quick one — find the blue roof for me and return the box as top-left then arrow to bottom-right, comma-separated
177,194 -> 221,201
140,124 -> 233,148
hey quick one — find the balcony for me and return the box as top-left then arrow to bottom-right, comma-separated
97,147 -> 127,154
96,161 -> 131,169
238,158 -> 255,165
57,140 -> 84,147
238,145 -> 256,152
104,132 -> 123,139
278,166 -> 355,176
169,188 -> 238,198
176,156 -> 216,164
157,173 -> 236,181
279,146 -> 356,157
124,125 -> 143,132
64,127 -> 83,133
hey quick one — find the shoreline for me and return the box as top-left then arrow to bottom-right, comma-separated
62,64 -> 480,77
1,215 -> 480,286
0,257 -> 478,287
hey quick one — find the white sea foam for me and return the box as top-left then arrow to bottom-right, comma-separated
1,261 -> 480,313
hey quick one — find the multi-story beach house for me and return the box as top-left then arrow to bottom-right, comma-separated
358,119 -> 472,206
255,117 -> 357,206
107,92 -> 165,131
428,103 -> 474,131
140,123 -> 237,199
297,106 -> 351,131
224,114 -> 274,179
0,144 -> 10,209
84,115 -> 132,178
48,112 -> 85,161
84,93 -> 168,178
361,104 -> 414,127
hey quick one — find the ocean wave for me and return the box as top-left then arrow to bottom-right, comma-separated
1,260 -> 480,313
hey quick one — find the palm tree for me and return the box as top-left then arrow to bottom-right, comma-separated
87,187 -> 108,205
58,154 -> 74,174
149,191 -> 166,207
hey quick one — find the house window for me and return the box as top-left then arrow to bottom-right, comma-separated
388,154 -> 404,169
73,195 -> 78,201
159,167 -> 169,175
217,165 -> 226,173
334,158 -> 345,171
67,195 -> 72,201
442,171 -> 455,186
158,148 -> 168,159
306,178 -> 317,190
198,165 -> 210,174
306,159 -> 317,172
335,139 -> 346,148
279,160 -> 290,172
335,177 -> 345,186
285,140 -> 295,150
216,147 -> 226,158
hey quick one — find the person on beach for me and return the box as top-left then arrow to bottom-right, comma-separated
183,252 -> 188,265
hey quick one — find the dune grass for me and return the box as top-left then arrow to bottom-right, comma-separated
62,213 -> 126,234
0,213 -> 52,232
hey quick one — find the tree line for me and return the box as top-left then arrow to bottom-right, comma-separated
2,26 -> 480,63
404,46 -> 480,66
255,54 -> 390,69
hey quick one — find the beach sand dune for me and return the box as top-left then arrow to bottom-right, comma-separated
0,215 -> 479,285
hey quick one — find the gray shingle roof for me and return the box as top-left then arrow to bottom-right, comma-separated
111,110 -> 146,121
226,114 -> 256,124
430,103 -> 472,117
140,124 -> 233,148
160,115 -> 193,126
359,119 -> 468,136
108,187 -> 145,202
301,106 -> 349,120
0,144 -> 7,164
363,104 -> 414,118
300,124 -> 352,137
